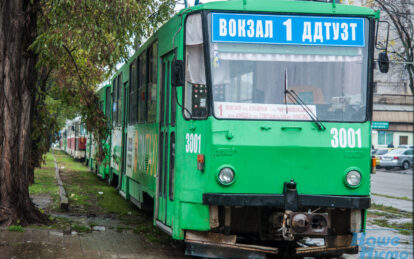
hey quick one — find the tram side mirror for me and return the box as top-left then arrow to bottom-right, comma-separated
375,20 -> 390,73
378,52 -> 389,73
171,59 -> 185,87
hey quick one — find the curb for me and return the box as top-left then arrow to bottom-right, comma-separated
52,151 -> 69,210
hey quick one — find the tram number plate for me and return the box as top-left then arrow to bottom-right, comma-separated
186,133 -> 201,154
330,128 -> 362,148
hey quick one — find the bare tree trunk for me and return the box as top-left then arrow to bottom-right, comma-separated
0,0 -> 47,225
408,62 -> 414,95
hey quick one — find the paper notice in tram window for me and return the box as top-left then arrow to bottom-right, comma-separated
214,102 -> 317,120
200,98 -> 206,108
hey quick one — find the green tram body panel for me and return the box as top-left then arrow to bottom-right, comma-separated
94,0 -> 376,255
88,85 -> 112,180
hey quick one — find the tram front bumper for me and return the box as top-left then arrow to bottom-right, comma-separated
202,193 -> 371,209
196,193 -> 368,257
185,231 -> 359,258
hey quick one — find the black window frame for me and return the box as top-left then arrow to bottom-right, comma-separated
105,86 -> 111,119
117,74 -> 123,126
129,59 -> 138,124
138,52 -> 147,123
147,41 -> 158,123
112,78 -> 118,126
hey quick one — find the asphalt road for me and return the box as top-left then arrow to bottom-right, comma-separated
372,168 -> 413,199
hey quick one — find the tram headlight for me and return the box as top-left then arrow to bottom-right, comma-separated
345,170 -> 361,187
217,167 -> 235,186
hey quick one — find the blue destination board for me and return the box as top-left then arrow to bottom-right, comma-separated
211,13 -> 365,47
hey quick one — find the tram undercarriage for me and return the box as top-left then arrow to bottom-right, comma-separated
185,181 -> 369,258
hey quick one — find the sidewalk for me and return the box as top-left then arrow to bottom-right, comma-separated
0,151 -> 188,259
0,228 -> 186,259
371,195 -> 413,213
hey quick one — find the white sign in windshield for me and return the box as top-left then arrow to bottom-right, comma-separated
214,102 -> 317,120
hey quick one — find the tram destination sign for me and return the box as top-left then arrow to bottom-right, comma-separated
211,13 -> 365,47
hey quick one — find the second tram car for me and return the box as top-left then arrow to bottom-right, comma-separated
62,117 -> 87,160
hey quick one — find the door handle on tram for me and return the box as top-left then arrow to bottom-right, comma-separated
281,126 -> 302,131
212,130 -> 233,140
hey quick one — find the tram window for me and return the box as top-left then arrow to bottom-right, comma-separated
99,100 -> 104,115
112,78 -> 118,126
117,74 -> 123,126
80,124 -> 86,136
138,52 -> 147,123
147,42 -> 158,123
184,13 -> 208,119
207,15 -> 369,122
105,87 -> 111,118
112,74 -> 123,126
129,59 -> 138,124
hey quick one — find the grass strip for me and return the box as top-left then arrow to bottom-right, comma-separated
7,225 -> 24,232
372,193 -> 412,201
54,151 -> 140,215
29,152 -> 60,211
370,203 -> 412,218
372,219 -> 413,236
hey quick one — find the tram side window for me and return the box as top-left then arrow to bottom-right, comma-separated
105,87 -> 111,118
129,59 -> 138,124
80,124 -> 86,136
147,42 -> 158,123
112,74 -> 123,127
100,100 -> 104,111
117,74 -> 123,126
112,78 -> 118,126
138,52 -> 147,123
184,13 -> 208,119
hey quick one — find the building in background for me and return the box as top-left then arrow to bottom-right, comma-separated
341,0 -> 413,148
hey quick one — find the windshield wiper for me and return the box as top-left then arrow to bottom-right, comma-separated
283,70 -> 326,131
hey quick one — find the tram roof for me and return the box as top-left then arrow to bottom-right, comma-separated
108,0 -> 376,82
181,0 -> 376,17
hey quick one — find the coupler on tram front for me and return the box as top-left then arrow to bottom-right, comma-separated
185,178 -> 369,258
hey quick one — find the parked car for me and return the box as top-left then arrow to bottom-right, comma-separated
398,145 -> 413,149
379,148 -> 413,170
375,149 -> 389,167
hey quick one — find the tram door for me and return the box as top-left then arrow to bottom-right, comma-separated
157,52 -> 176,226
121,82 -> 128,194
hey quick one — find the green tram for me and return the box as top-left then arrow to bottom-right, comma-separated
90,0 -> 382,257
86,85 -> 112,179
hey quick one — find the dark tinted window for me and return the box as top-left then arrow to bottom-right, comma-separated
129,59 -> 138,124
138,53 -> 147,123
148,42 -> 158,122
105,87 -> 111,118
112,78 -> 118,126
377,149 -> 388,155
404,150 -> 413,155
117,74 -> 123,125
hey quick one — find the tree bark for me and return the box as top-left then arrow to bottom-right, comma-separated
0,0 -> 47,225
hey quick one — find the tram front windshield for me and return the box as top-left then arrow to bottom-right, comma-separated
205,14 -> 369,122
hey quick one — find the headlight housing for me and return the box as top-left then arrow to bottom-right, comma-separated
345,170 -> 362,187
217,167 -> 235,186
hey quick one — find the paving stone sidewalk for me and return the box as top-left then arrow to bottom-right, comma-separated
0,228 -> 187,259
